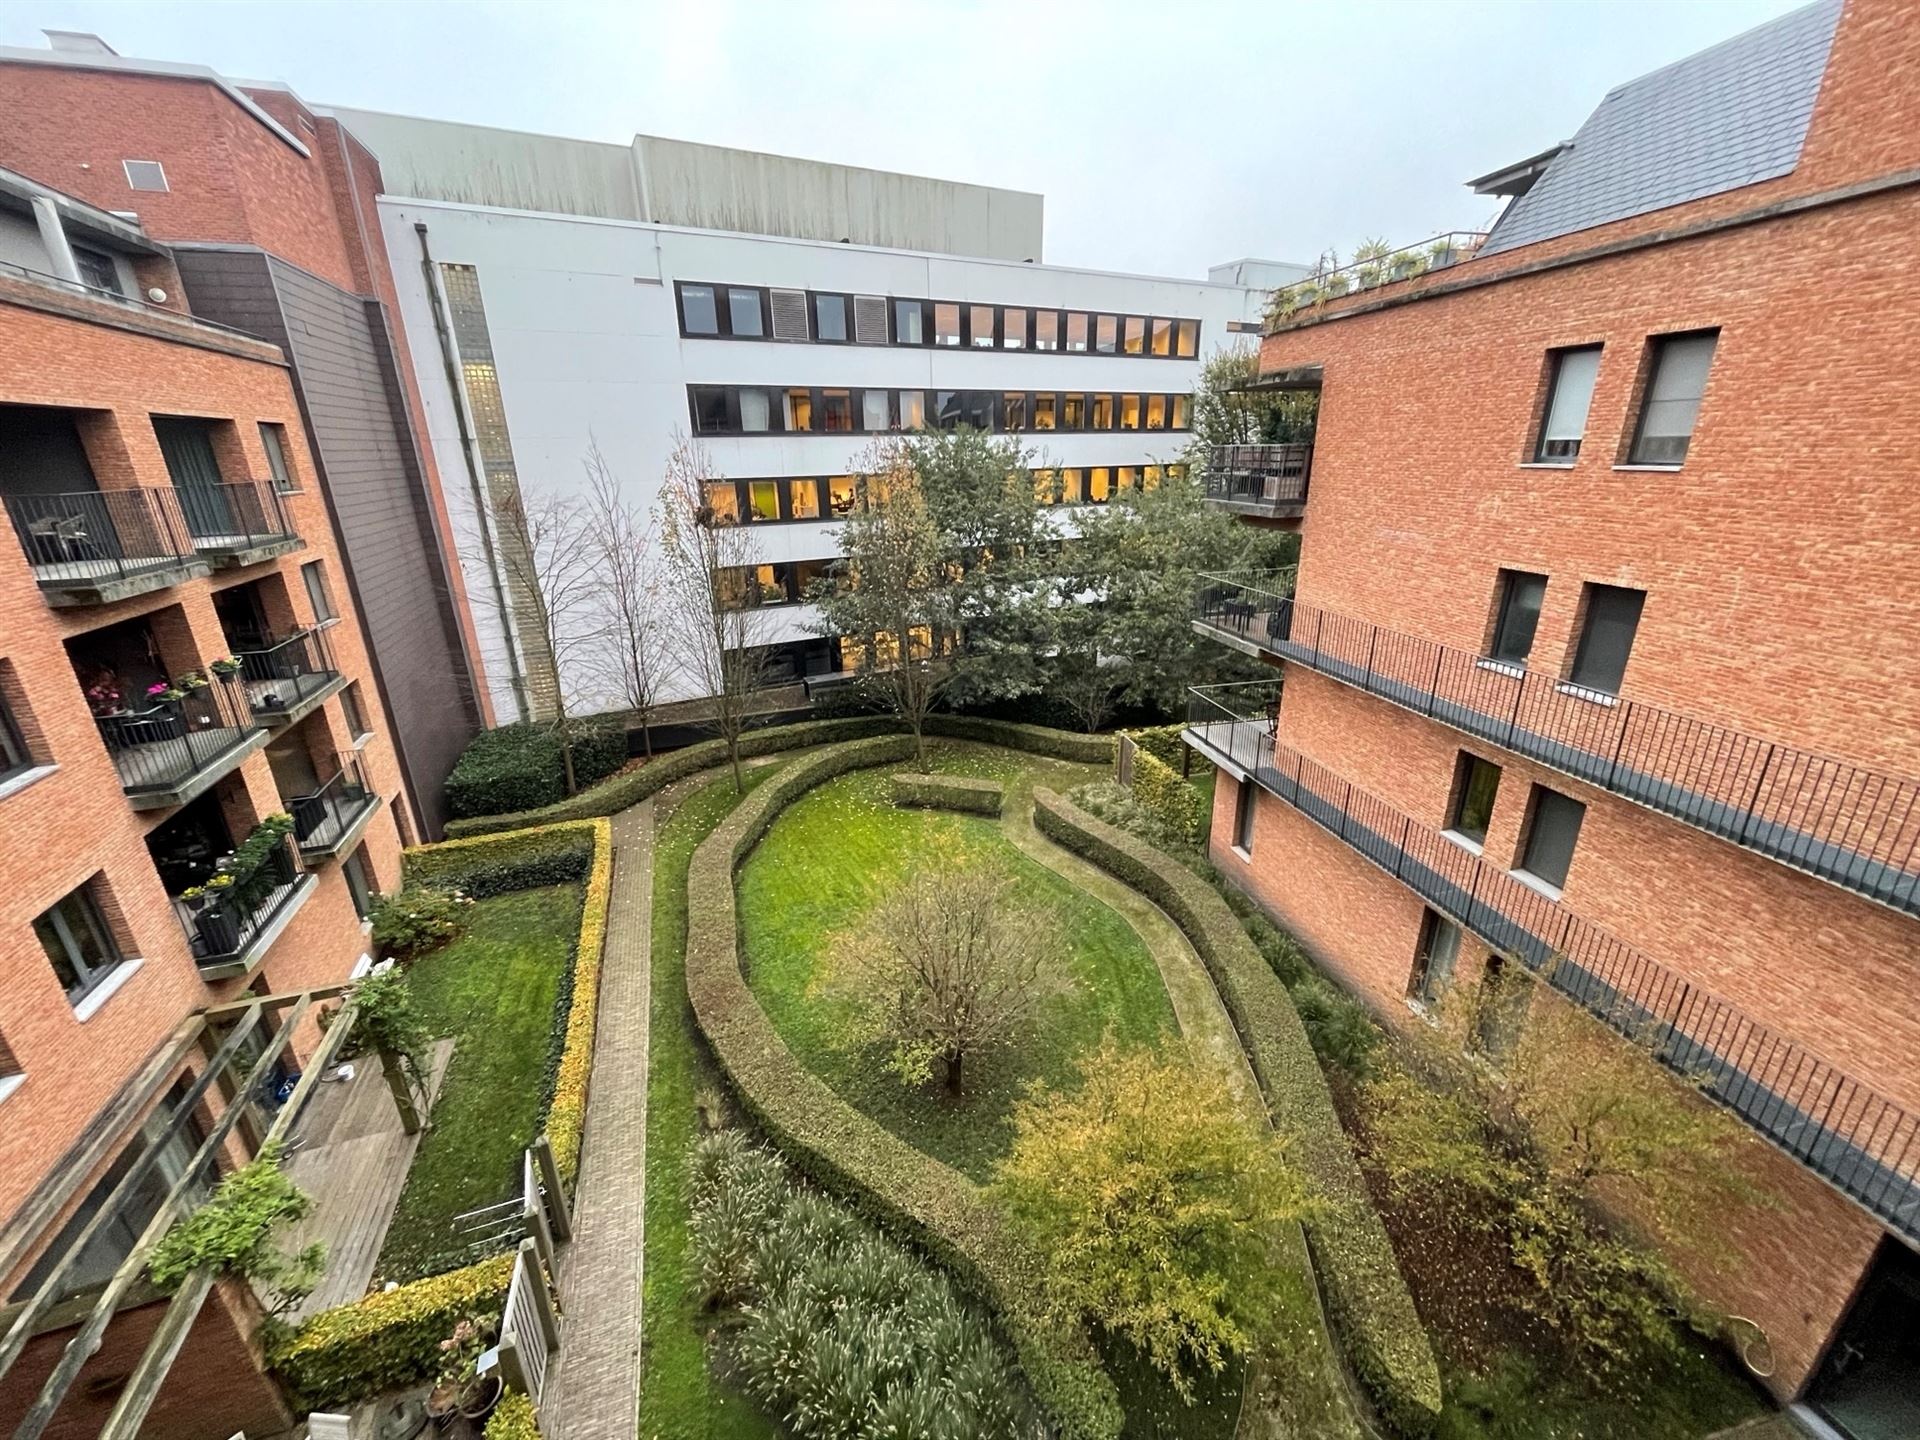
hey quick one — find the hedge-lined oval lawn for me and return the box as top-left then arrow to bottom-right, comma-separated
738,747 -> 1177,1181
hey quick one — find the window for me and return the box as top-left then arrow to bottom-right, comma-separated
1123,316 -> 1146,355
35,884 -> 123,1004
1115,466 -> 1137,493
1233,777 -> 1257,852
1090,394 -> 1114,430
820,389 -> 854,433
893,298 -> 926,345
1,686 -> 35,783
1171,394 -> 1191,430
934,391 -> 960,429
746,480 -> 781,522
1488,570 -> 1546,667
122,159 -> 168,192
1142,464 -> 1165,489
1630,332 -> 1718,464
969,304 -> 996,348
1066,312 -> 1090,352
692,385 -> 730,433
738,388 -> 772,432
783,388 -> 813,432
934,302 -> 962,347
1095,315 -> 1118,354
1033,469 -> 1057,504
788,478 -> 822,521
301,560 -> 337,623
1175,319 -> 1199,358
1001,307 -> 1027,349
342,845 -> 376,919
853,294 -> 889,343
1088,468 -> 1112,503
1033,393 -> 1057,431
1034,311 -> 1059,351
1534,346 -> 1601,463
704,482 -> 740,524
1409,909 -> 1461,1006
1059,469 -> 1084,504
679,283 -> 719,335
1447,753 -> 1502,848
1063,394 -> 1086,430
1119,394 -> 1142,430
1145,395 -> 1168,430
1150,318 -> 1173,356
861,389 -> 891,432
897,391 -> 926,430
1517,786 -> 1586,891
725,287 -> 765,338
1003,393 -> 1027,431
813,293 -> 848,343
959,393 -> 993,429
340,681 -> 372,741
1568,584 -> 1645,695
73,246 -> 121,295
828,476 -> 859,517
259,423 -> 296,493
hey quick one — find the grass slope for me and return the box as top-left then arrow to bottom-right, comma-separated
376,884 -> 583,1280
639,770 -> 782,1440
738,746 -> 1177,1182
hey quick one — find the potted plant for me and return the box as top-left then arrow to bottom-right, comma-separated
208,656 -> 243,678
85,681 -> 126,718
427,1314 -> 501,1423
148,679 -> 187,704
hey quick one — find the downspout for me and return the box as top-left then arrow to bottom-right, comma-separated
413,220 -> 531,723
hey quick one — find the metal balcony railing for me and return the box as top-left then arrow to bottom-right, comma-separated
1193,572 -> 1920,921
3,486 -> 199,589
1200,444 -> 1313,513
233,625 -> 341,719
1185,680 -> 1920,1240
94,673 -> 260,797
289,756 -> 376,856
175,831 -> 304,969
179,480 -> 297,555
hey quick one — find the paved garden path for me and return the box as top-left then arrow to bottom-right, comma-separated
1000,787 -> 1370,1440
543,802 -> 655,1440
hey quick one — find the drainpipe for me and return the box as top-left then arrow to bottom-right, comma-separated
413,220 -> 531,724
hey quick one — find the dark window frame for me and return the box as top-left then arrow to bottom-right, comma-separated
1515,785 -> 1587,892
1446,752 -> 1502,848
1532,344 -> 1603,464
301,559 -> 338,623
686,385 -> 1191,438
34,882 -> 126,1006
258,422 -> 297,493
1,688 -> 36,784
1627,329 -> 1720,466
1487,569 -> 1548,669
810,291 -> 852,345
1409,908 -> 1461,1006
71,245 -> 123,296
1566,583 -> 1646,696
1232,776 -> 1257,852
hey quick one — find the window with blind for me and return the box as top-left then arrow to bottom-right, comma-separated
1533,346 -> 1602,463
1409,909 -> 1461,1006
768,288 -> 810,341
1488,570 -> 1547,667
1630,331 -> 1718,464
1568,584 -> 1645,695
1516,786 -> 1586,892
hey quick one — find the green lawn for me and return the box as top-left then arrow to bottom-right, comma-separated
375,884 -> 583,1280
1434,1349 -> 1763,1440
639,770 -> 782,1440
738,744 -> 1177,1181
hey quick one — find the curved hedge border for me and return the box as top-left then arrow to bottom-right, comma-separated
446,714 -> 1115,837
685,737 -> 1124,1440
891,771 -> 1006,816
1033,789 -> 1443,1437
270,1253 -> 513,1412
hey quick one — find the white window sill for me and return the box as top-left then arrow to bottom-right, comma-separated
314,615 -> 343,630
1440,828 -> 1485,856
350,731 -> 376,751
1474,658 -> 1525,679
1611,463 -> 1683,473
0,763 -> 58,805
1231,844 -> 1253,863
0,1073 -> 26,1107
1555,681 -> 1619,708
73,958 -> 145,1022
1509,870 -> 1564,902
1516,461 -> 1577,470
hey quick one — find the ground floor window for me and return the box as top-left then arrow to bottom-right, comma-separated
33,883 -> 124,1005
342,845 -> 375,920
1810,1239 -> 1920,1440
1232,776 -> 1257,853
1408,908 -> 1460,1007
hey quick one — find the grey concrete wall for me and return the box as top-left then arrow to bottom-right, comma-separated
173,246 -> 481,836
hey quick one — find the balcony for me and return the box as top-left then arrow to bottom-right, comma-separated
179,480 -> 302,570
94,671 -> 267,809
234,625 -> 345,727
290,755 -> 379,860
170,827 -> 315,979
1185,680 -> 1920,1242
3,486 -> 210,606
1193,573 -> 1920,922
1200,445 -> 1313,520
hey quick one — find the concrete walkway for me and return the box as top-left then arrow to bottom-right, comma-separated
542,802 -> 655,1440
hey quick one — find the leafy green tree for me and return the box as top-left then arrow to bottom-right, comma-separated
1188,346 -> 1318,454
148,1143 -> 325,1318
994,1040 -> 1310,1398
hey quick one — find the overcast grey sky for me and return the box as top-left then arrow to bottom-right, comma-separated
2,0 -> 1804,277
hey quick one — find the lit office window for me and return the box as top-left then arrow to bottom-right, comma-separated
1119,394 -> 1142,430
1001,307 -> 1028,349
1145,395 -> 1167,430
1066,313 -> 1090,352
1033,393 -> 1057,430
862,390 -> 891,431
1123,316 -> 1146,354
1034,311 -> 1059,351
969,304 -> 996,347
897,391 -> 927,430
821,389 -> 854,432
1175,319 -> 1199,357
784,389 -> 813,431
789,479 -> 822,521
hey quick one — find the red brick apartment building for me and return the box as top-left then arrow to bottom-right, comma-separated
0,173 -> 406,1436
1188,0 -> 1919,1434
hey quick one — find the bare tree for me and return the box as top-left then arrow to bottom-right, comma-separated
823,866 -> 1061,1096
483,483 -> 601,794
581,443 -> 670,757
658,434 -> 779,791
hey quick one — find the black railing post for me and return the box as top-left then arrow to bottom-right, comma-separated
1426,646 -> 1444,716
1506,671 -> 1526,747
1606,701 -> 1633,789
1738,744 -> 1778,844
1362,627 -> 1378,692
1395,816 -> 1411,881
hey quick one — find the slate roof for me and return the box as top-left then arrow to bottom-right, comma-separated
1478,0 -> 1843,257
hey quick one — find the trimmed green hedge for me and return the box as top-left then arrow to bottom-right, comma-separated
445,720 -> 628,819
1129,745 -> 1206,848
444,716 -> 900,837
1124,724 -> 1187,770
483,1392 -> 541,1440
925,713 -> 1116,765
1033,789 -> 1443,1438
685,737 -> 1123,1440
269,1253 -> 513,1412
403,823 -> 595,897
891,770 -> 1006,816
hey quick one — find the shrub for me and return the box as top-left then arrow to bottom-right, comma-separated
1128,746 -> 1206,848
683,736 -> 1123,1440
269,1254 -> 513,1411
1125,725 -> 1187,770
405,823 -> 595,898
1067,780 -> 1193,855
1031,789 -> 1442,1437
483,1391 -> 541,1440
149,1144 -> 324,1318
924,713 -> 1116,765
445,720 -> 627,819
889,771 -> 1005,816
544,819 -> 612,1194
368,886 -> 468,961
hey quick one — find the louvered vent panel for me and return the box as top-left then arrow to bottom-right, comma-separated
852,294 -> 889,345
769,288 -> 810,341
